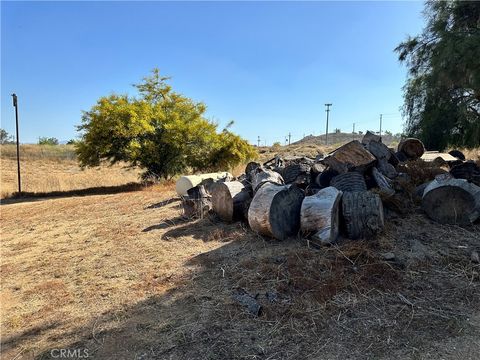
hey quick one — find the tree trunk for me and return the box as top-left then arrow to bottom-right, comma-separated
212,181 -> 252,222
398,138 -> 425,160
250,167 -> 284,192
342,191 -> 385,239
248,183 -> 305,240
422,176 -> 480,224
300,187 -> 342,245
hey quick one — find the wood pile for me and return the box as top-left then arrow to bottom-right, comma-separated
179,132 -> 480,243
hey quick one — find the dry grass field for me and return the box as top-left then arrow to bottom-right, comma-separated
1,143 -> 480,359
1,145 -> 141,198
1,186 -> 479,359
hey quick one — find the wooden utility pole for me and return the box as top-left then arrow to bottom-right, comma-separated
257,136 -> 261,147
11,93 -> 21,194
325,103 -> 332,145
379,114 -> 383,137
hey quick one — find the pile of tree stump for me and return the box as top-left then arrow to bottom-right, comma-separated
181,130 -> 480,244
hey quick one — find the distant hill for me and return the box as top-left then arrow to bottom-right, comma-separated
293,132 -> 401,147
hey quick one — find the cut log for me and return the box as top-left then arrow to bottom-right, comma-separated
361,130 -> 381,144
315,168 -> 339,188
250,167 -> 284,192
248,183 -> 305,240
367,141 -> 391,161
245,162 -> 260,176
321,140 -> 376,174
422,176 -> 480,224
211,181 -> 252,222
377,160 -> 398,179
450,161 -> 480,186
283,163 -> 311,184
388,148 -> 400,167
371,167 -> 395,197
342,191 -> 385,239
183,185 -> 212,218
398,138 -> 425,160
448,149 -> 466,161
331,172 -> 367,192
395,151 -> 408,163
300,187 -> 342,244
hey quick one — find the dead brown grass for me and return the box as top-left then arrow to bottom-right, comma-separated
1,145 -> 141,198
2,188 -> 479,359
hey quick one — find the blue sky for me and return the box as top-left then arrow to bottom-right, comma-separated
1,1 -> 425,145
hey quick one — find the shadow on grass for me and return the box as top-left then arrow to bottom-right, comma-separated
1,182 -> 148,205
4,216 -> 480,360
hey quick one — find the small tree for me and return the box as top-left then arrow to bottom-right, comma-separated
76,69 -> 256,179
271,142 -> 282,151
0,128 -> 13,144
39,137 -> 59,145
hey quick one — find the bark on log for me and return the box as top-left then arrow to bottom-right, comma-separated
245,162 -> 260,177
300,187 -> 342,244
321,140 -> 376,174
331,172 -> 367,192
342,191 -> 385,239
362,130 -> 381,145
315,168 -> 339,188
212,181 -> 252,222
448,150 -> 466,161
422,176 -> 480,224
450,161 -> 480,186
250,167 -> 284,192
371,167 -> 395,197
283,163 -> 311,184
395,151 -> 408,163
248,183 -> 305,240
183,185 -> 212,218
367,141 -> 391,161
377,160 -> 398,179
398,138 -> 425,160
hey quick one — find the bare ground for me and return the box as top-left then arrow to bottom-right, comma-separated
1,187 -> 479,359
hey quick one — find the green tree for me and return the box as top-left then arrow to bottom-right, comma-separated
38,137 -> 59,145
0,128 -> 13,144
76,69 -> 256,179
396,0 -> 480,150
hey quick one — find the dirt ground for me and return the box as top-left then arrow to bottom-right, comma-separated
1,185 -> 479,359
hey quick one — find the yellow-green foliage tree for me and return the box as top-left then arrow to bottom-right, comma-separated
76,69 -> 257,179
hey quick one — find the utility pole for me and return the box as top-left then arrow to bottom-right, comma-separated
288,132 -> 291,146
379,114 -> 383,137
11,93 -> 21,194
352,123 -> 355,141
325,103 -> 332,145
257,136 -> 260,147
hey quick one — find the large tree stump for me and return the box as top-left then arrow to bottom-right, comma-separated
212,181 -> 252,222
342,191 -> 385,239
315,168 -> 339,188
398,138 -> 425,160
321,140 -> 376,174
300,187 -> 342,244
248,183 -> 305,240
250,167 -> 284,192
183,185 -> 212,218
331,172 -> 367,192
422,176 -> 480,224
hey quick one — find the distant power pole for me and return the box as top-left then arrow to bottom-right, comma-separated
325,103 -> 332,145
288,132 -> 291,146
352,123 -> 355,140
379,114 -> 383,137
11,93 -> 21,194
257,136 -> 261,147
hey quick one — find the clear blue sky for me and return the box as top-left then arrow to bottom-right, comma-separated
1,1 -> 424,145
